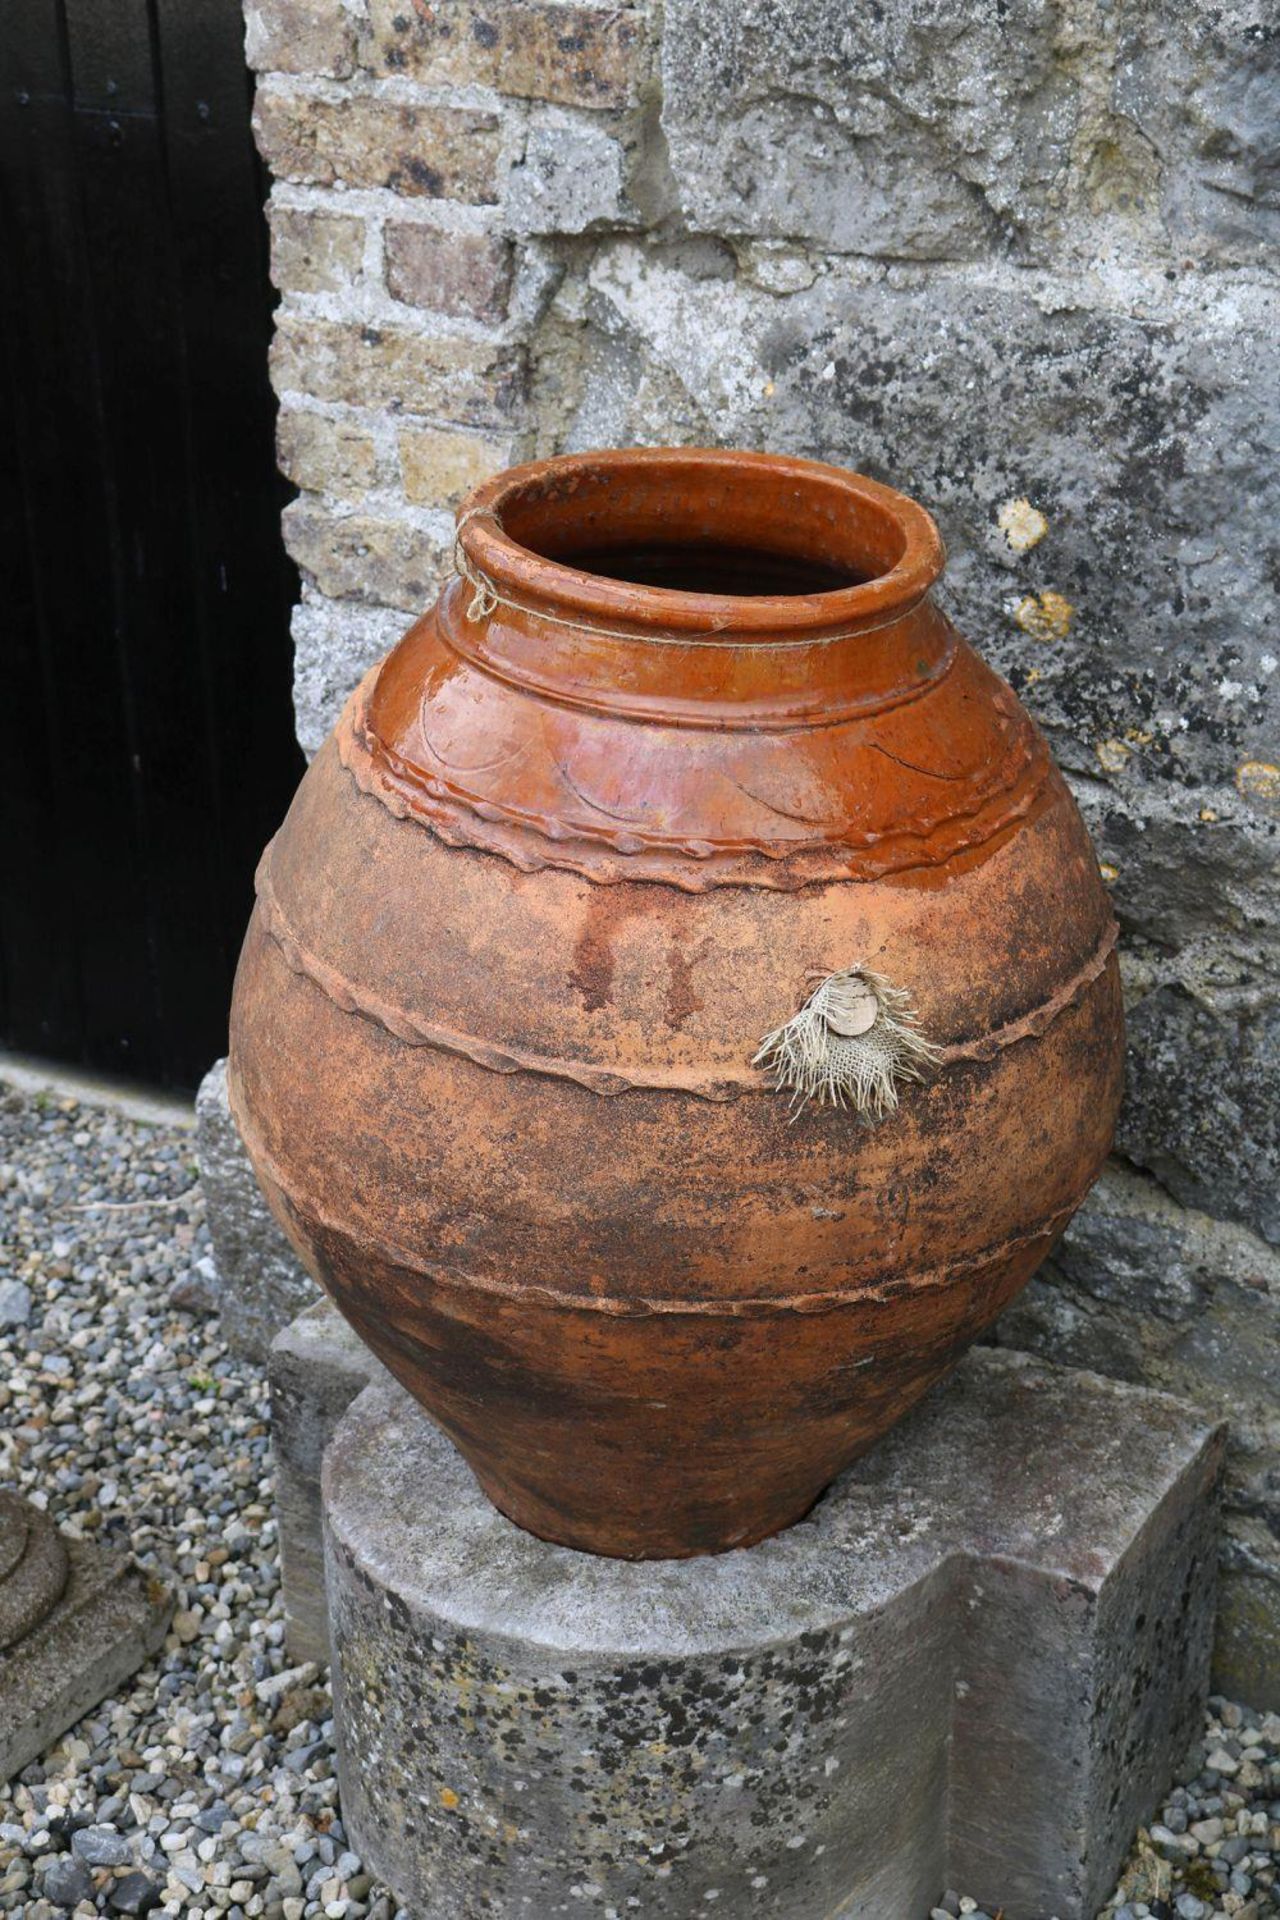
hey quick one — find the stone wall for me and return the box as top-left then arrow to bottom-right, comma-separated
245,0 -> 1280,1697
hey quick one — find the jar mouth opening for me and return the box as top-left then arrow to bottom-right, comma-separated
456,447 -> 945,640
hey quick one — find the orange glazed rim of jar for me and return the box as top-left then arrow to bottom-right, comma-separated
454,447 -> 947,644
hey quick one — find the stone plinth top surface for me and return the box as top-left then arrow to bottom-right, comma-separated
325,1345 -> 1217,1655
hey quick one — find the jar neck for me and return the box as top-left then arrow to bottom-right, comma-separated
437,577 -> 954,732
443,448 -> 950,731
357,452 -> 1044,892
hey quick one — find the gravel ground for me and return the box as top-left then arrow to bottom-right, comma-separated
0,1081 -> 404,1920
0,1076 -> 1277,1920
1096,1697 -> 1280,1920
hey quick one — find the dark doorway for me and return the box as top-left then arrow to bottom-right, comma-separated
0,0 -> 302,1090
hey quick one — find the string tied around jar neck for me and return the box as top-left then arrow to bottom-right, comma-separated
453,508 -> 502,622
452,507 -> 755,647
449,507 -> 926,652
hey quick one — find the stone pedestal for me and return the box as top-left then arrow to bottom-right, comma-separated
195,1058 -> 317,1360
311,1343 -> 1223,1920
269,1302 -> 387,1664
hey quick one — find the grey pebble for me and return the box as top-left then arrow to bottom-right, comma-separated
107,1869 -> 162,1914
70,1825 -> 131,1867
193,1800 -> 232,1833
0,1278 -> 31,1328
40,1854 -> 95,1906
168,1257 -> 222,1316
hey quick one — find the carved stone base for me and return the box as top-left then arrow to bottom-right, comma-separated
0,1504 -> 173,1784
0,1492 -> 69,1653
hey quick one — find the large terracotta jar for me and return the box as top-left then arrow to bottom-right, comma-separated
230,448 -> 1122,1559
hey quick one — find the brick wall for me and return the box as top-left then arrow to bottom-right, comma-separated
245,0 -> 1280,1699
245,0 -> 655,749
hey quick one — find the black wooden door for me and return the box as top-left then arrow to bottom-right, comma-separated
0,0 -> 302,1091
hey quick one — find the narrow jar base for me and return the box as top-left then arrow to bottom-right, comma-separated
466,1460 -> 829,1562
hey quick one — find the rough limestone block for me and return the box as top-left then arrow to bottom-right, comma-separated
290,600 -> 408,758
1067,777 -> 1280,989
1111,0 -> 1280,267
321,1349 -> 1224,1920
663,0 -> 1033,260
660,0 -> 1279,266
580,243 -> 1279,795
195,1060 -> 317,1361
269,1302 -> 380,1665
1119,985 -> 1280,1247
506,114 -> 630,233
1,1540 -> 173,1784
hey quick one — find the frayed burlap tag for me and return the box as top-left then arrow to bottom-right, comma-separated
754,967 -> 941,1120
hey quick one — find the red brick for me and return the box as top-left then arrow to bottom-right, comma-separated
384,225 -> 513,321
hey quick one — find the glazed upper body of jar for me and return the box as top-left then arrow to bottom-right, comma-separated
230,448 -> 1122,1559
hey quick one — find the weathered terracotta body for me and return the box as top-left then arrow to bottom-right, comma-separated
230,449 -> 1122,1559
